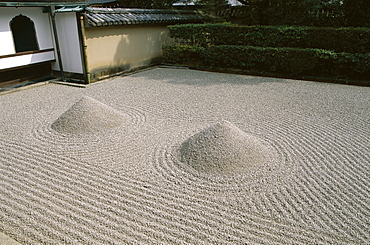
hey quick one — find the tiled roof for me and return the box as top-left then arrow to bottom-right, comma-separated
1,0 -> 112,3
173,0 -> 243,6
0,0 -> 113,7
84,7 -> 207,27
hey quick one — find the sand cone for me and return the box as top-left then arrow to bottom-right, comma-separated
179,121 -> 269,174
51,96 -> 126,134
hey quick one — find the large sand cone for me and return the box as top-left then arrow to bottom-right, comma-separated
179,121 -> 270,175
51,96 -> 126,134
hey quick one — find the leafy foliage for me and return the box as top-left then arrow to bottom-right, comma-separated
213,0 -> 368,27
162,4 -> 370,81
163,44 -> 370,80
265,0 -> 323,26
168,24 -> 370,53
196,0 -> 228,6
163,23 -> 370,80
162,45 -> 205,65
117,0 -> 175,8
343,0 -> 370,27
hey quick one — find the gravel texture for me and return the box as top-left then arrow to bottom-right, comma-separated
51,96 -> 128,135
0,67 -> 369,244
179,120 -> 272,175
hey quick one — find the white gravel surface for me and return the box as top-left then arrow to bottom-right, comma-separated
0,67 -> 369,244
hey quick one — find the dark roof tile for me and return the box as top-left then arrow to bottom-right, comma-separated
84,7 -> 207,27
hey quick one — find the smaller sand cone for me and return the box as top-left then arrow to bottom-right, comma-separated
179,121 -> 269,175
51,96 -> 127,134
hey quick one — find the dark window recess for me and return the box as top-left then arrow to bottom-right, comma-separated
10,15 -> 39,53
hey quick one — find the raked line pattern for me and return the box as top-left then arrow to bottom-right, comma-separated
1,109 -> 369,244
0,138 -> 360,244
1,68 -> 369,244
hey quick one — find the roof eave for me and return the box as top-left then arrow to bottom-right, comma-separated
0,2 -> 88,7
0,0 -> 114,7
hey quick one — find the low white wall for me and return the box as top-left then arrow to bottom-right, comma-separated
0,50 -> 55,70
0,7 -> 54,56
85,25 -> 172,80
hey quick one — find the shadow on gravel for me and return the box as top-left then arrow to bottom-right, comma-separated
131,66 -> 370,87
130,67 -> 289,87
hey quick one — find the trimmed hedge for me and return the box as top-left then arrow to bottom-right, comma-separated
162,45 -> 205,65
168,24 -> 370,53
163,45 -> 370,80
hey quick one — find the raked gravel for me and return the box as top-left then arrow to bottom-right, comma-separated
0,67 -> 369,244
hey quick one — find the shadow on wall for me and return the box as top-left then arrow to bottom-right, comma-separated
87,25 -> 171,80
113,26 -> 167,66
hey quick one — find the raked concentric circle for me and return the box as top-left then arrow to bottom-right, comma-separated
1,68 -> 369,244
151,113 -> 369,243
31,97 -> 148,165
152,123 -> 293,194
0,137 -> 361,244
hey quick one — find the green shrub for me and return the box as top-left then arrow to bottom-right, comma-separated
221,0 -> 367,27
165,23 -> 370,81
168,24 -> 370,53
201,45 -> 319,75
265,0 -> 322,26
344,0 -> 370,27
162,45 -> 205,65
163,44 -> 370,80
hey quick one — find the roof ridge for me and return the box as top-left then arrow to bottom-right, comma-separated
84,8 -> 207,27
85,7 -> 197,14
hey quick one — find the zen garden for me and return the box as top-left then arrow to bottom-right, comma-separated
0,0 -> 369,244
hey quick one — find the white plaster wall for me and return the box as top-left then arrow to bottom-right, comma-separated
0,7 -> 54,56
52,12 -> 83,74
0,51 -> 55,70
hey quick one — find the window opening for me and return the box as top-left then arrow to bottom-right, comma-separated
10,15 -> 39,53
